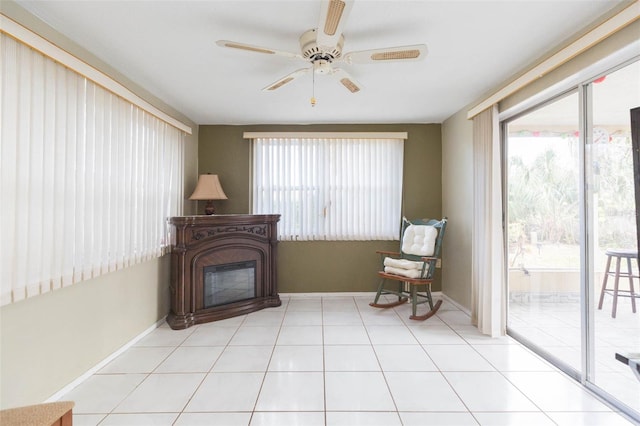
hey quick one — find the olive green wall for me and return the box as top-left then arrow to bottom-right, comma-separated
198,124 -> 442,293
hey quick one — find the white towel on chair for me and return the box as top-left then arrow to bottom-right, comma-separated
384,266 -> 424,279
383,257 -> 424,270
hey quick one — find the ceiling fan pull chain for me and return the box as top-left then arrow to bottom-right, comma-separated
311,68 -> 317,107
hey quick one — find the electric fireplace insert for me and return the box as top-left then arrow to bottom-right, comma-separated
203,260 -> 256,308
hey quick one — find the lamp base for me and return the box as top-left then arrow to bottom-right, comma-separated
204,200 -> 215,215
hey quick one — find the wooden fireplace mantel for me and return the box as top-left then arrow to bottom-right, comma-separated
167,214 -> 281,329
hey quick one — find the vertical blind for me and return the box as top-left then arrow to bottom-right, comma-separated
253,136 -> 404,241
0,33 -> 184,306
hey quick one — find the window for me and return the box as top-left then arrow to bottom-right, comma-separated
250,134 -> 404,241
0,30 -> 186,305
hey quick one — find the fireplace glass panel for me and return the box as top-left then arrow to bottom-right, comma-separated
203,260 -> 256,308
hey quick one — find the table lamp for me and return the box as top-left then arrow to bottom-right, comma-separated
189,174 -> 228,215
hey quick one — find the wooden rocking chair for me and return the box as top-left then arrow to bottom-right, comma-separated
370,217 -> 447,320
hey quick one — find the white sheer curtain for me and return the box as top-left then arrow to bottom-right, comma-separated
0,33 -> 184,306
471,105 -> 506,337
253,137 -> 404,241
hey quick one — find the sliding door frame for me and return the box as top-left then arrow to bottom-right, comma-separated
501,56 -> 640,423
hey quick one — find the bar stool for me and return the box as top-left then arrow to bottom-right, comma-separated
598,248 -> 638,318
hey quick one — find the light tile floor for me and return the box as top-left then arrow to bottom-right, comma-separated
61,294 -> 636,425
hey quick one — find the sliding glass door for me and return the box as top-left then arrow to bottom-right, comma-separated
505,59 -> 640,420
588,61 -> 640,414
506,91 -> 582,373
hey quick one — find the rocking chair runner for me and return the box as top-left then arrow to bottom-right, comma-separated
370,217 -> 447,320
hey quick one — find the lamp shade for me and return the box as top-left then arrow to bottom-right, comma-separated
189,174 -> 228,200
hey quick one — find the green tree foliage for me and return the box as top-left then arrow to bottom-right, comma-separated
508,135 -> 635,250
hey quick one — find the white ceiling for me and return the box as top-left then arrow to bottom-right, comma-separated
14,0 -> 628,125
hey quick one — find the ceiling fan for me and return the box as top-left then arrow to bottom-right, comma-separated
216,0 -> 427,97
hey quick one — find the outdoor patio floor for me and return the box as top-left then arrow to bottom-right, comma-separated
509,295 -> 640,416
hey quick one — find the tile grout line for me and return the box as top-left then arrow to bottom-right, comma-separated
357,295 -> 404,423
248,297 -> 288,424
322,296 -> 327,426
100,324 -> 200,422
175,313 -> 247,425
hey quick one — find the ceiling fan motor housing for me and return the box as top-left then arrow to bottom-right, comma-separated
300,29 -> 344,63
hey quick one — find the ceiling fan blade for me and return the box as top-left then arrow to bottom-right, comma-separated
316,0 -> 354,52
216,40 -> 302,60
343,44 -> 428,64
262,68 -> 310,91
331,68 -> 362,93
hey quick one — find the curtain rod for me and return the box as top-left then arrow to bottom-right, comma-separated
243,132 -> 408,139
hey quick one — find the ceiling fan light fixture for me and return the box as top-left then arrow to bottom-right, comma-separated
324,0 -> 346,36
371,49 -> 421,61
313,60 -> 333,74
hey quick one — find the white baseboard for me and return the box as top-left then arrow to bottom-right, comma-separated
280,291 -> 444,300
46,317 -> 166,402
441,293 -> 472,316
280,291 -> 444,298
280,292 -> 378,298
